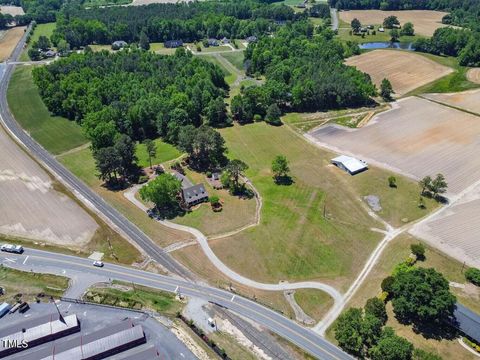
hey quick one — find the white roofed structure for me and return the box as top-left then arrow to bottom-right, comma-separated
331,155 -> 368,175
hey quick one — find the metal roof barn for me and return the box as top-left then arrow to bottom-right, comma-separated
331,155 -> 368,175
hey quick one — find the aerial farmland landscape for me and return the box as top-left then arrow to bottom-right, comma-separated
0,0 -> 480,359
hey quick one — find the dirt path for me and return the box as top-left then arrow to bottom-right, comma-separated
123,182 -> 344,326
466,68 -> 480,84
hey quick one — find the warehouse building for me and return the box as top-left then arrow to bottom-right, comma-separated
0,313 -> 80,357
20,320 -> 146,360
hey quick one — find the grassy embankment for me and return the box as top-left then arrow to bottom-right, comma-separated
407,52 -> 480,95
326,233 -> 480,360
20,23 -> 56,61
337,27 -> 419,44
84,281 -> 183,314
0,267 -> 68,303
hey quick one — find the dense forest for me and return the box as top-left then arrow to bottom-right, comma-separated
32,49 -> 228,145
230,22 -> 376,123
50,1 -> 303,48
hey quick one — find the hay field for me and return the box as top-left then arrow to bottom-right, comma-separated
309,96 -> 480,196
466,68 -> 480,84
0,5 -> 24,15
345,50 -> 453,96
0,125 -> 98,247
0,26 -> 25,61
339,10 -> 449,36
423,89 -> 480,114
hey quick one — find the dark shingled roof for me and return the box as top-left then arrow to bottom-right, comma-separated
452,303 -> 480,343
182,184 -> 208,205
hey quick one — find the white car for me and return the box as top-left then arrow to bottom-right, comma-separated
93,261 -> 104,267
1,244 -> 24,254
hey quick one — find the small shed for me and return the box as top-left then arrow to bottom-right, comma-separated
451,303 -> 480,343
0,303 -> 11,318
331,155 -> 368,175
245,36 -> 257,43
182,184 -> 208,207
112,40 -> 128,50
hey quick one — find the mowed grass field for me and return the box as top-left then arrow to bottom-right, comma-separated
338,10 -> 450,37
20,23 -> 56,61
345,50 -> 454,96
0,267 -> 68,303
8,66 -> 88,154
220,51 -> 245,71
209,123 -> 434,289
209,123 -> 385,289
327,233 -> 479,360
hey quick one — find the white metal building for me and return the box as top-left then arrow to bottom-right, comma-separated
331,155 -> 368,175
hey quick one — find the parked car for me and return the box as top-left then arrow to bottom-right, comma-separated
0,244 -> 24,254
93,261 -> 104,267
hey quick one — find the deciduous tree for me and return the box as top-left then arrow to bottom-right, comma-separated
139,173 -> 181,210
143,139 -> 157,169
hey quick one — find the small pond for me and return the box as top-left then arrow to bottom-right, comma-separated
359,42 -> 415,51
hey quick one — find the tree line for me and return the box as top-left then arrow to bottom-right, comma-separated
50,0 -> 303,48
0,0 -> 63,24
230,22 -> 376,124
33,49 -> 230,182
414,27 -> 480,67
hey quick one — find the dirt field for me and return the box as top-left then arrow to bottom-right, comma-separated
466,68 -> 480,84
339,10 -> 450,36
0,26 -> 25,61
423,89 -> 480,114
410,184 -> 480,269
309,96 -> 480,196
345,50 -> 453,96
0,124 -> 98,247
0,5 -> 24,16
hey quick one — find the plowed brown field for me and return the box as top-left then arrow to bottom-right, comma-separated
346,50 -> 453,96
339,10 -> 450,36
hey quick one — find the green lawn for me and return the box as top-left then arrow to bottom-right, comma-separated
407,53 -> 480,95
337,27 -> 419,44
210,122 -> 436,288
220,51 -> 245,71
84,281 -> 183,315
136,139 -> 181,168
7,66 -> 88,154
84,0 -> 130,7
202,54 -> 237,85
0,266 -> 68,303
20,23 -> 56,61
171,168 -> 257,236
294,289 -> 334,322
211,122 -> 384,288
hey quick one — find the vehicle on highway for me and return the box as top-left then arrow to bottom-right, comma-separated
0,244 -> 24,254
93,261 -> 104,267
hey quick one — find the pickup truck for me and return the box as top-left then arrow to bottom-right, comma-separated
0,244 -> 24,254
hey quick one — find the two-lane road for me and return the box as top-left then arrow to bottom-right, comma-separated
0,25 -> 192,280
0,248 -> 353,360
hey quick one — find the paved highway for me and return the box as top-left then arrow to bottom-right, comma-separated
0,25 -> 192,280
1,248 -> 353,360
0,26 -> 353,359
